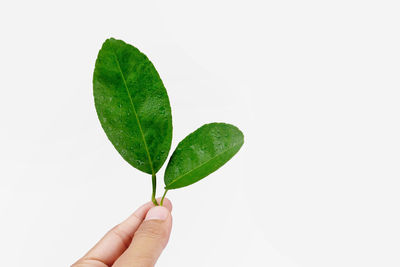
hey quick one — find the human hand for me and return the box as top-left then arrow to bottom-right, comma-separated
72,198 -> 173,267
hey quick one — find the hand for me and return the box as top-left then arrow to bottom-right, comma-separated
72,198 -> 173,267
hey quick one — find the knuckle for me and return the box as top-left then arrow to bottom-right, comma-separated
135,221 -> 168,241
109,224 -> 131,249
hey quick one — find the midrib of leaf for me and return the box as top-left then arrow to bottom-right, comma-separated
166,141 -> 243,188
111,49 -> 155,175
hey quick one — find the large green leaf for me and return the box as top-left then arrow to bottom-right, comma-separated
164,123 -> 244,189
93,38 -> 172,175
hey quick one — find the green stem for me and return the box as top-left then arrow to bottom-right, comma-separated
151,173 -> 158,206
160,189 -> 169,206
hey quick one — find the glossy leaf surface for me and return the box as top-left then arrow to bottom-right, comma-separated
93,38 -> 172,174
164,123 -> 244,189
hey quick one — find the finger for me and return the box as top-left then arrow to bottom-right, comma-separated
72,198 -> 172,267
113,206 -> 173,267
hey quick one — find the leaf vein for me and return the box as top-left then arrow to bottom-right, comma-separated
111,49 -> 155,174
166,142 -> 242,188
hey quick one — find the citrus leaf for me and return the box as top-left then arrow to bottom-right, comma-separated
93,38 -> 172,174
164,123 -> 243,189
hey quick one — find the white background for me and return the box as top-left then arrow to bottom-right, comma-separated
0,1 -> 399,266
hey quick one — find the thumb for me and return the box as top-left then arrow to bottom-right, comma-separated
113,206 -> 172,267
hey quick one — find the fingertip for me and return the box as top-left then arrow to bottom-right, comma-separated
161,198 -> 173,212
155,197 -> 172,212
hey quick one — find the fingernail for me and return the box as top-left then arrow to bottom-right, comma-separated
145,206 -> 169,221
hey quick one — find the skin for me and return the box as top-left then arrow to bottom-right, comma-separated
72,198 -> 173,267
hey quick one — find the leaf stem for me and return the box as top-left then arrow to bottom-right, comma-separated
160,189 -> 169,206
151,173 -> 158,206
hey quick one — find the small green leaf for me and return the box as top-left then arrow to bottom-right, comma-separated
93,38 -> 172,175
164,123 -> 244,189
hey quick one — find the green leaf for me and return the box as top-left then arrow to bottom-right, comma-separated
93,38 -> 172,175
164,123 -> 244,189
